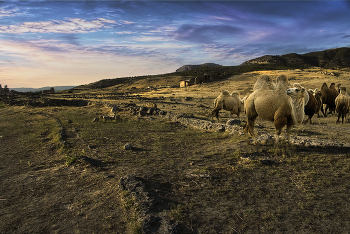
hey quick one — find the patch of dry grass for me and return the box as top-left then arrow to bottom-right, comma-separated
2,68 -> 350,233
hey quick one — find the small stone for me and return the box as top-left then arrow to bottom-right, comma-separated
260,159 -> 277,165
159,110 -> 167,115
111,106 -> 119,112
216,125 -> 225,132
92,117 -> 99,122
226,119 -> 241,125
124,143 -> 132,150
147,108 -> 155,115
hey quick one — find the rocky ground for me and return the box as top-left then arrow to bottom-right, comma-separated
2,68 -> 350,233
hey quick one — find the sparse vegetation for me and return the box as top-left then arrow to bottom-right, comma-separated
2,66 -> 350,233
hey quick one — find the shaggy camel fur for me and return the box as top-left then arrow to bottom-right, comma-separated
321,83 -> 339,116
212,90 -> 243,120
253,74 -> 275,91
244,75 -> 307,145
335,86 -> 350,124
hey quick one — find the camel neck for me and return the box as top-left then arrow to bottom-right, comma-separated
290,96 -> 305,125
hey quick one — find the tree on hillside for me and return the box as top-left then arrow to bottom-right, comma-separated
3,85 -> 9,94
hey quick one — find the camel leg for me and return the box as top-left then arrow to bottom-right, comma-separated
322,104 -> 327,117
336,114 -> 341,123
274,128 -> 282,146
284,117 -> 295,145
274,117 -> 288,146
286,124 -> 293,145
303,116 -> 310,124
244,116 -> 257,144
325,105 -> 331,116
211,109 -> 220,121
236,111 -> 241,120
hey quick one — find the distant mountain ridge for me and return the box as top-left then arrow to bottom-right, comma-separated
76,47 -> 350,90
240,47 -> 350,68
176,63 -> 222,72
11,86 -> 76,92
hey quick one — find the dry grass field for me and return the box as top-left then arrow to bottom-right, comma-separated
1,68 -> 350,233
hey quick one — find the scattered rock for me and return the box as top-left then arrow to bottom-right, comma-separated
255,134 -> 274,145
124,143 -> 132,150
216,125 -> 225,132
111,106 -> 119,112
140,106 -> 148,112
139,111 -> 147,117
147,107 -> 155,115
119,174 -> 178,234
226,119 -> 241,125
260,159 -> 278,165
92,117 -> 99,122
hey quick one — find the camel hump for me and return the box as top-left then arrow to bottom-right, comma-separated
231,91 -> 239,96
321,83 -> 328,91
253,74 -> 274,90
220,90 -> 230,95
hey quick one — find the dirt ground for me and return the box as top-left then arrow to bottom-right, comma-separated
1,68 -> 350,233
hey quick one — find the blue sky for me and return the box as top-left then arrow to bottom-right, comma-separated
0,1 -> 350,88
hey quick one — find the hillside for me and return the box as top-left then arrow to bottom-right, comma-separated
242,47 -> 350,68
11,86 -> 76,92
175,63 -> 222,72
73,47 -> 350,91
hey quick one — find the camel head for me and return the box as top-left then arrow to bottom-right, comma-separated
293,83 -> 309,104
339,86 -> 347,94
314,90 -> 322,99
287,84 -> 307,101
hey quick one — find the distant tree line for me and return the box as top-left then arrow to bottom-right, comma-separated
0,84 -> 10,95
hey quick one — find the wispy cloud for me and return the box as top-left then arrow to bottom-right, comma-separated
170,24 -> 244,44
0,8 -> 20,17
0,18 -> 117,34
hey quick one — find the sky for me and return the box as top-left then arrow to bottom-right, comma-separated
0,1 -> 350,88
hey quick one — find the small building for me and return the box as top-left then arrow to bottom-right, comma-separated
180,78 -> 195,87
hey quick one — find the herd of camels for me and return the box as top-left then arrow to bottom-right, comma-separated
212,74 -> 350,145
